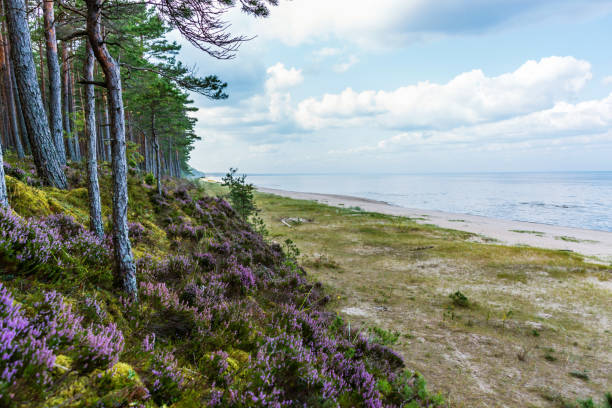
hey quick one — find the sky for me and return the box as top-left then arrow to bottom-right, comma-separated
174,0 -> 612,174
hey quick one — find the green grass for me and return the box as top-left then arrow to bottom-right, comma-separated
555,236 -> 599,244
511,229 -> 545,236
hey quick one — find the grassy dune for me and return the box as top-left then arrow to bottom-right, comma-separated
244,189 -> 612,408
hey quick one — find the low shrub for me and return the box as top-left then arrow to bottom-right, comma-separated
449,291 -> 469,308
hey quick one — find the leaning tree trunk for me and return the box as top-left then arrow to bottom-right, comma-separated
151,111 -> 162,195
85,0 -> 137,299
3,0 -> 67,189
83,40 -> 103,239
42,0 -> 66,164
0,141 -> 8,207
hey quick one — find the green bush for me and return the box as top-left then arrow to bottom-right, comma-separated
449,291 -> 469,308
369,326 -> 400,345
222,168 -> 258,221
144,172 -> 156,186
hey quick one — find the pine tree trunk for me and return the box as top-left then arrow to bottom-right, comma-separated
151,111 -> 161,195
86,0 -> 137,299
12,70 -> 29,154
69,52 -> 80,161
1,108 -> 8,148
103,94 -> 111,160
0,22 -> 24,159
42,0 -> 66,164
0,141 -> 8,207
0,31 -> 14,151
83,40 -> 103,238
4,0 -> 67,189
61,42 -> 74,161
96,102 -> 105,161
95,89 -> 104,161
143,132 -> 149,173
38,40 -> 47,112
126,111 -> 134,143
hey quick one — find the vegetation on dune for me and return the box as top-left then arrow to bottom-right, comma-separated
0,158 -> 446,407
251,189 -> 612,408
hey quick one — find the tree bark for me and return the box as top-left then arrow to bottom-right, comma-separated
83,40 -> 103,238
4,0 -> 67,189
69,51 -> 80,161
1,26 -> 24,158
95,93 -> 105,161
38,41 -> 47,112
151,110 -> 161,195
42,0 -> 66,164
0,141 -> 8,207
12,69 -> 30,154
61,42 -> 74,161
85,0 -> 137,299
102,94 -> 111,160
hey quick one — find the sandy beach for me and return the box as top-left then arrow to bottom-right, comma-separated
258,187 -> 612,263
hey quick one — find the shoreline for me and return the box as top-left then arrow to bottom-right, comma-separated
257,186 -> 612,262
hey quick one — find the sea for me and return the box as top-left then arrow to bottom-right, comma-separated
210,172 -> 612,232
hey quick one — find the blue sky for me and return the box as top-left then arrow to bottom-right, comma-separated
175,0 -> 612,173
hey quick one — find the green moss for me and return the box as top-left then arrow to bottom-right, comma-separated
228,349 -> 250,367
54,355 -> 73,375
170,389 -> 207,408
45,375 -> 92,407
108,362 -> 142,387
45,188 -> 91,224
6,176 -> 54,217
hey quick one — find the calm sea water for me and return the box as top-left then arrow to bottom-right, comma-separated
216,172 -> 612,232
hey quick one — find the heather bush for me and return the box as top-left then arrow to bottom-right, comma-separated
40,214 -> 111,268
0,285 -> 126,405
82,295 -> 108,323
223,256 -> 256,295
194,251 -> 216,271
128,221 -> 147,243
141,334 -> 185,405
202,350 -> 233,387
0,209 -> 110,278
73,323 -> 124,373
166,219 -> 208,241
3,162 -> 27,181
0,284 -> 56,403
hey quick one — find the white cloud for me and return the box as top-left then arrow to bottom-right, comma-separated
330,93 -> 612,154
265,63 -> 303,92
603,76 -> 612,85
193,56 -> 612,162
333,55 -> 359,73
295,56 -> 592,130
193,63 -> 305,143
229,0 -> 612,48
